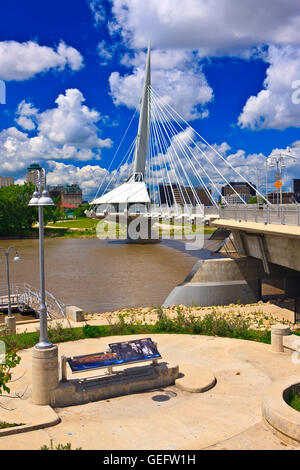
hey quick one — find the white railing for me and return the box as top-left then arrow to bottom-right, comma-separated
205,204 -> 300,226
0,283 -> 66,319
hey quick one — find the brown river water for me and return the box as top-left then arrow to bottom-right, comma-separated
0,238 -> 215,313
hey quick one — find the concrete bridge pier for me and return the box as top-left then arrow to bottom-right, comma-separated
163,257 -> 263,308
126,215 -> 160,244
163,257 -> 300,308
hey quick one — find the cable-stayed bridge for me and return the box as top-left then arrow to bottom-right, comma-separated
86,44 -> 300,309
86,44 -> 270,238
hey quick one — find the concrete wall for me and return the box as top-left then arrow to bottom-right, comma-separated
51,362 -> 179,407
163,258 -> 264,308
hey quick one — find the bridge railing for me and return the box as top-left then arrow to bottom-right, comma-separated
206,204 -> 300,226
0,283 -> 66,319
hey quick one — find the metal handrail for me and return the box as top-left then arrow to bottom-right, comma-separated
206,204 -> 300,226
0,282 -> 66,319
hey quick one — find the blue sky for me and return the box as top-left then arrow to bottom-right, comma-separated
0,0 -> 300,198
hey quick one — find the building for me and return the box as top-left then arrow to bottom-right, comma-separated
26,163 -> 44,186
49,184 -> 82,208
0,176 -> 14,188
61,184 -> 82,208
221,182 -> 256,204
293,179 -> 300,203
48,185 -> 64,200
159,184 -> 212,207
266,191 -> 295,204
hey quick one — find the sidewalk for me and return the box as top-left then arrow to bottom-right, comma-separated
0,333 -> 299,450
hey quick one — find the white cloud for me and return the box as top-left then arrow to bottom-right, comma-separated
0,40 -> 84,81
238,45 -> 300,130
97,40 -> 117,65
88,0 -> 106,26
15,100 -> 39,131
109,0 -> 300,55
38,89 -> 112,149
109,49 -> 213,121
0,89 -> 113,182
145,124 -> 300,197
46,161 -> 109,196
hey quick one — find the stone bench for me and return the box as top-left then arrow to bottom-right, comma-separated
52,338 -> 179,408
61,338 -> 162,380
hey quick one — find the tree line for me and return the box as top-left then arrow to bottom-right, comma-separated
0,183 -> 63,236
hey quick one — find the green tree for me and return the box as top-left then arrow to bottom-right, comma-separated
248,196 -> 258,204
73,203 -> 90,218
43,195 -> 64,224
0,350 -> 21,395
0,183 -> 38,235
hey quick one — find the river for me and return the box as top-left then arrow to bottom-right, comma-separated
0,238 -> 215,314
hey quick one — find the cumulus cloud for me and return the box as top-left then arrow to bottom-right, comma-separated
109,49 -> 213,121
0,89 -> 113,185
88,0 -> 107,26
109,0 -> 300,55
38,89 -> 112,148
46,161 -> 109,196
97,1 -> 300,130
0,40 -> 84,81
238,45 -> 300,130
15,100 -> 39,131
97,40 -> 118,65
146,125 -> 300,198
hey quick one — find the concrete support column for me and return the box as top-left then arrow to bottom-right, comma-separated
271,324 -> 290,353
32,345 -> 58,405
61,355 -> 67,382
284,277 -> 300,297
4,316 -> 16,335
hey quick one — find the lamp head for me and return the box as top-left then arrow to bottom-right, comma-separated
38,190 -> 55,206
13,252 -> 21,262
28,191 -> 40,206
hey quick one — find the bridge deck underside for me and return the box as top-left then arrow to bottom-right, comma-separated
213,219 -> 300,272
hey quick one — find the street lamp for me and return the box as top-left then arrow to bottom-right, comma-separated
28,169 -> 55,349
0,246 -> 21,334
266,152 -> 296,205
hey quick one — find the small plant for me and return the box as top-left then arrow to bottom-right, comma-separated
83,323 -> 102,338
0,350 -> 21,395
0,421 -> 24,429
40,439 -> 81,450
288,392 -> 300,412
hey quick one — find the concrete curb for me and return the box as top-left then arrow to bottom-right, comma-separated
175,365 -> 216,393
262,376 -> 300,446
0,405 -> 60,437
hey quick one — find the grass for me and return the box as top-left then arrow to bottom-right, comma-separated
0,310 -> 271,353
0,422 -> 25,429
46,217 -> 217,239
48,217 -> 98,229
157,220 -> 216,235
41,439 -> 81,450
288,392 -> 300,412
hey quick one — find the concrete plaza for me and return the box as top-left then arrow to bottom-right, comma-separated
0,333 -> 300,450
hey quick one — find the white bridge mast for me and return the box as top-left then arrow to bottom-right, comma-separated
131,41 -> 151,182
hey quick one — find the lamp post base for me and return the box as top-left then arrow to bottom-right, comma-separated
32,344 -> 58,405
4,315 -> 16,335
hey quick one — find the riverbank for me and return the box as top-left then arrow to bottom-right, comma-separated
11,298 -> 298,337
84,299 -> 298,331
0,218 -> 216,240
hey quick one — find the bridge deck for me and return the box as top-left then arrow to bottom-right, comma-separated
212,219 -> 300,238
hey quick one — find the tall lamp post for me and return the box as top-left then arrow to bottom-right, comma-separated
29,169 -> 59,406
266,152 -> 296,205
0,246 -> 21,334
28,169 -> 54,349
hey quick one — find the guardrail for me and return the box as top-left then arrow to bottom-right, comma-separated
204,204 -> 300,226
0,283 -> 66,319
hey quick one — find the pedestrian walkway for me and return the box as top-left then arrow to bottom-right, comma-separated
0,333 -> 299,450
